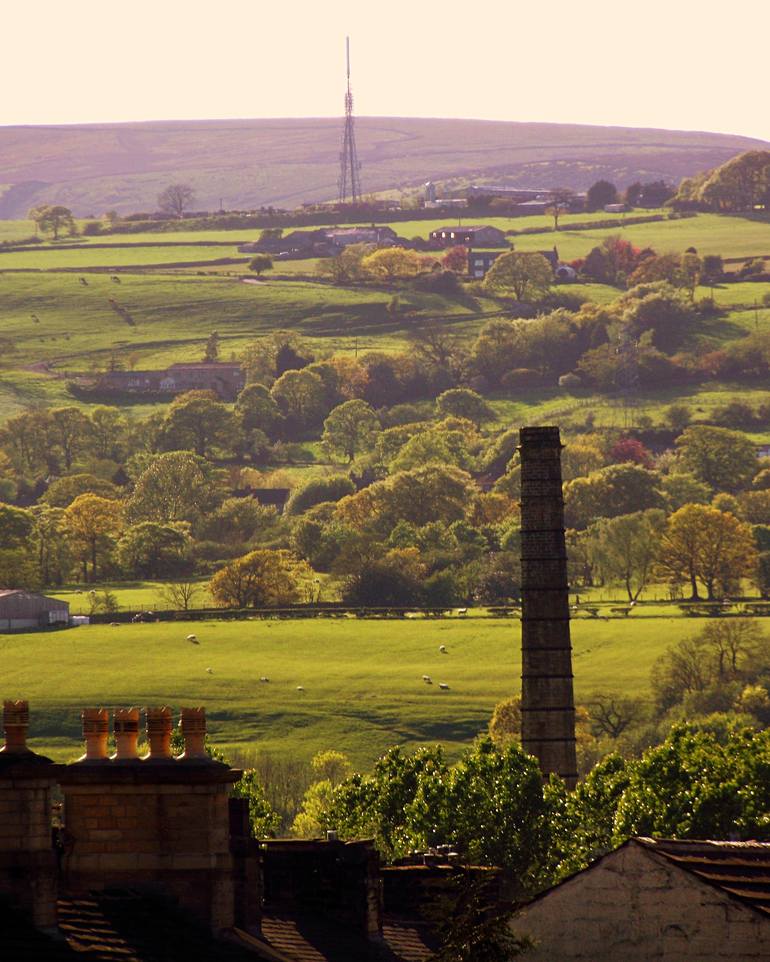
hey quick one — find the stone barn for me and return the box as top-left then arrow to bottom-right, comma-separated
0,590 -> 69,631
511,837 -> 770,960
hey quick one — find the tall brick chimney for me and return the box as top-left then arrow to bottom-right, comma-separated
519,427 -> 577,789
0,700 -> 60,930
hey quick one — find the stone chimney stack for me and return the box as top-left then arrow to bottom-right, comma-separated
519,426 -> 577,789
0,700 -> 60,930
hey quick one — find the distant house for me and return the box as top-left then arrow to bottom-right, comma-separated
429,225 -> 507,248
468,250 -> 504,278
239,225 -> 400,260
511,837 -> 770,961
0,590 -> 69,631
92,362 -> 245,401
467,246 -> 562,280
325,226 -> 398,247
604,202 -> 629,213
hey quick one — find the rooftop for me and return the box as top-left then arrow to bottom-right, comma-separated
639,837 -> 770,918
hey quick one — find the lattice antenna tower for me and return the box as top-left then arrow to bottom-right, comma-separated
338,37 -> 362,205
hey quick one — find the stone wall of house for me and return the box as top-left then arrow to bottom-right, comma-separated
512,842 -> 770,960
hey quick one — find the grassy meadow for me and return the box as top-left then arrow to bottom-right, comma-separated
4,614 -> 697,766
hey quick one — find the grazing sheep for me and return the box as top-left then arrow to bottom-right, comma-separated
110,622 -> 119,627
439,644 -> 447,653
259,676 -> 270,683
79,277 -> 88,286
296,686 -> 305,692
439,683 -> 450,690
457,608 -> 468,616
187,634 -> 199,644
206,668 -> 213,674
111,275 -> 121,283
422,674 -> 431,682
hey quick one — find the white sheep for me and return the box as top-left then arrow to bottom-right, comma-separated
296,686 -> 305,692
260,676 -> 270,683
439,683 -> 450,690
187,634 -> 199,644
439,644 -> 447,653
206,668 -> 213,674
457,608 -> 468,616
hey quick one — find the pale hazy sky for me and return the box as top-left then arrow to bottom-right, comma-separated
2,0 -> 769,142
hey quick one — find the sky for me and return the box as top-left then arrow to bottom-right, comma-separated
2,0 -> 769,142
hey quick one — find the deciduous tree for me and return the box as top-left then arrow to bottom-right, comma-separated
157,183 -> 195,219
483,252 -> 552,301
322,399 -> 381,461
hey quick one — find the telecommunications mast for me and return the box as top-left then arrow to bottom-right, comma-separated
338,36 -> 362,205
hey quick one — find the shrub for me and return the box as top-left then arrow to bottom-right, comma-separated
285,475 -> 355,515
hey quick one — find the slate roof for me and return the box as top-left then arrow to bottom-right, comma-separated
0,894 -> 260,962
250,912 -> 436,962
1,897 -> 437,962
638,837 -> 770,918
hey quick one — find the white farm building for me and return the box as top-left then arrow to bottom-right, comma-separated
0,590 -> 69,631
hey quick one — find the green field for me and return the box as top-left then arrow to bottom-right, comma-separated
514,213 -> 770,261
4,615 -> 699,766
0,244 -> 246,270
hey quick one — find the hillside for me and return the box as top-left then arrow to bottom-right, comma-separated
0,117 -> 767,217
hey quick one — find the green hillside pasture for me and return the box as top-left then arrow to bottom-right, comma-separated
0,219 -> 37,242
514,214 -> 770,262
0,273 -> 490,370
3,616 -> 693,765
0,245 -> 246,270
489,384 -> 770,438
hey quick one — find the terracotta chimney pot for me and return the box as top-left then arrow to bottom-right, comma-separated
79,708 -> 109,762
144,706 -> 173,760
2,699 -> 30,754
112,708 -> 140,761
179,707 -> 207,760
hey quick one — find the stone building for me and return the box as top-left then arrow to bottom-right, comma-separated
1,700 -> 438,961
511,837 -> 770,960
88,362 -> 246,402
518,426 -> 578,788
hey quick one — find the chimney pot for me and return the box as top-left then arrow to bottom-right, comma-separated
79,708 -> 110,762
112,708 -> 140,761
144,706 -> 173,760
2,699 -> 30,754
179,707 -> 207,760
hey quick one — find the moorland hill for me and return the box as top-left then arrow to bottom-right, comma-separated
0,116 -> 767,217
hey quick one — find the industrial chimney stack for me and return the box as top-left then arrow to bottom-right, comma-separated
519,426 -> 577,789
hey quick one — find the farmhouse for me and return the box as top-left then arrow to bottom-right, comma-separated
0,590 -> 69,631
240,225 -> 401,259
429,224 -> 507,248
92,362 -> 245,401
511,837 -> 770,960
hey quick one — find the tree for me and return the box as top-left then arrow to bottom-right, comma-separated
128,452 -> 221,528
157,580 -> 202,611
203,330 -> 219,363
89,406 -> 129,462
63,494 -> 124,581
30,205 -> 75,240
235,383 -> 282,439
161,392 -> 240,458
545,188 -> 574,230
585,692 -> 646,739
588,509 -> 665,601
32,505 -> 72,586
117,521 -> 191,579
248,254 -> 273,276
586,180 -> 618,210
48,407 -> 93,471
564,464 -> 663,529
442,245 -> 469,273
435,388 -> 494,428
42,473 -> 119,508
656,504 -> 758,600
270,369 -> 327,431
285,476 -> 356,515
483,252 -> 552,301
361,247 -> 423,283
322,400 -> 381,461
209,549 -> 310,608
157,183 -> 195,219
676,425 -> 759,492
342,554 -> 425,607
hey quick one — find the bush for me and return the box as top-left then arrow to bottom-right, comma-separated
285,475 -> 355,515
500,368 -> 544,391
558,373 -> 582,391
